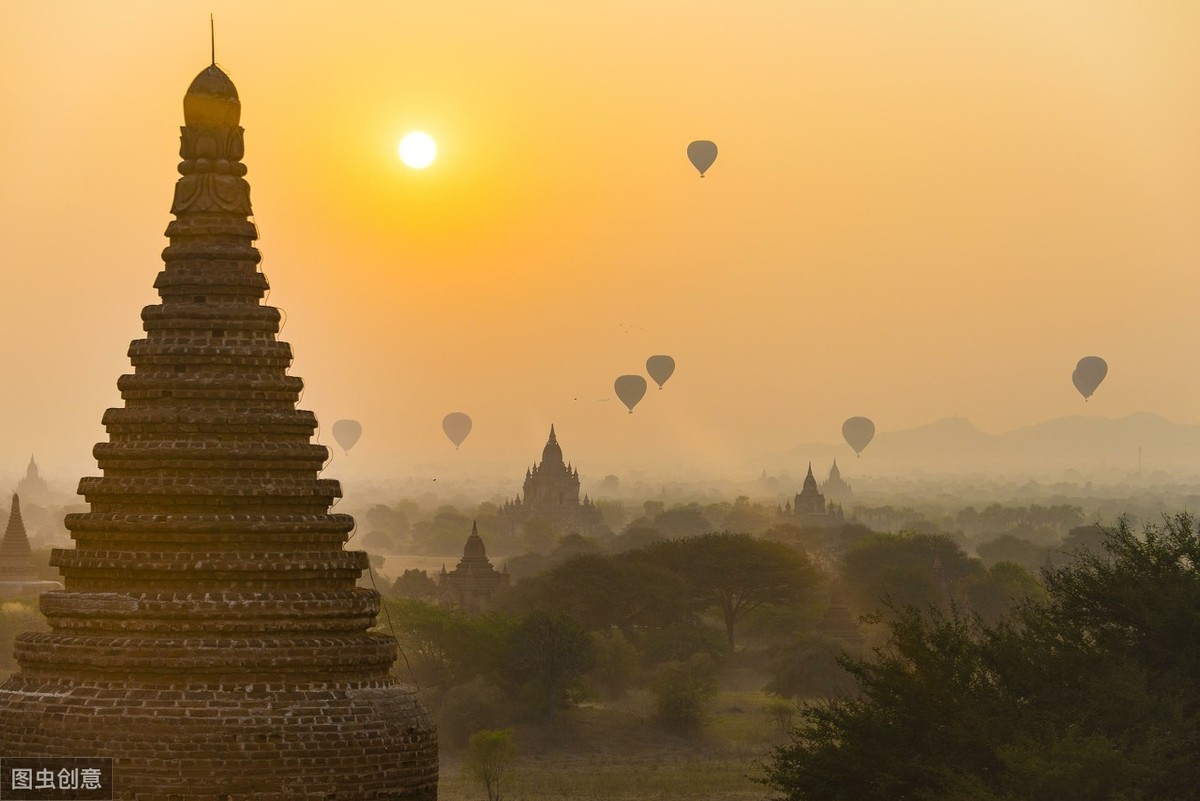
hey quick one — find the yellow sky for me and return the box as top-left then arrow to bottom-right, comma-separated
2,0 -> 1199,484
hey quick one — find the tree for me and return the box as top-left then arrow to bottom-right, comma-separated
464,728 -> 517,801
391,568 -> 438,601
588,628 -> 640,698
840,531 -> 982,615
500,553 -> 687,632
758,514 -> 1200,801
384,598 -> 513,687
506,611 -> 594,719
639,533 -> 824,649
652,654 -> 718,736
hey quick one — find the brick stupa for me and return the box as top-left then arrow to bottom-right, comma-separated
0,63 -> 438,799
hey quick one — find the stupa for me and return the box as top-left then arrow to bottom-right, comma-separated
0,63 -> 438,799
0,494 -> 62,594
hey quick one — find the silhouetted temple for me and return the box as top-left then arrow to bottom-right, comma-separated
820,459 -> 852,504
15,455 -> 51,506
781,463 -> 844,526
0,63 -> 437,799
0,495 -> 34,581
498,425 -> 607,537
0,494 -> 61,595
438,522 -> 509,614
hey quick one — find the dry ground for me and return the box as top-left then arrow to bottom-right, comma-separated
437,688 -> 786,801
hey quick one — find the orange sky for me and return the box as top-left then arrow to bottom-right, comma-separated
2,1 -> 1199,486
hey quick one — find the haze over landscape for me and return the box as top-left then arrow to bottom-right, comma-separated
4,4 -> 1200,801
4,1 -> 1200,488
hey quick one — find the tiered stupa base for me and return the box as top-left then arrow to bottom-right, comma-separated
0,675 -> 436,801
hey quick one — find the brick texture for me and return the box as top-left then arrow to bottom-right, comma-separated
0,64 -> 438,800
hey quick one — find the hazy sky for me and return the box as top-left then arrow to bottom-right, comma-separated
3,1 -> 1199,485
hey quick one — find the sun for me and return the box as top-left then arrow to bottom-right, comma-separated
398,131 -> 437,169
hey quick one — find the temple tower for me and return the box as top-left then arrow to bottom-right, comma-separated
438,522 -> 509,615
0,495 -> 35,581
0,64 -> 437,799
498,425 -> 607,538
793,464 -> 827,514
16,455 -> 51,505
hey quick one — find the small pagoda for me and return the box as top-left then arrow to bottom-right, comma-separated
0,62 -> 437,799
438,522 -> 509,614
0,495 -> 61,594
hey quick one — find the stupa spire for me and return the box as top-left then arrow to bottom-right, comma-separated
0,494 -> 35,581
0,63 -> 437,800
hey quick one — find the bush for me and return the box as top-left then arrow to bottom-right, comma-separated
464,728 -> 517,801
437,678 -> 510,750
651,654 -> 718,735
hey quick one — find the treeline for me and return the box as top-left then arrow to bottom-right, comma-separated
383,523 -> 1054,747
759,513 -> 1200,800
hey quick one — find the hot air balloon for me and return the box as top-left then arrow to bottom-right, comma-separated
687,140 -> 718,177
442,412 -> 473,449
1072,356 -> 1108,401
614,375 -> 648,414
646,355 -> 676,389
332,419 -> 362,453
842,417 -> 875,456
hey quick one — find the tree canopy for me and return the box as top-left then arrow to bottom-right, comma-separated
758,513 -> 1200,801
638,532 -> 823,649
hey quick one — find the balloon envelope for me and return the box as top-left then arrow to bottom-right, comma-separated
687,140 -> 718,177
1072,356 -> 1108,400
646,355 -> 676,389
842,417 -> 875,455
614,375 -> 648,413
442,412 -> 473,449
332,419 -> 362,453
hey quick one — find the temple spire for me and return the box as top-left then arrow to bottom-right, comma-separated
0,494 -> 33,580
0,62 -> 437,797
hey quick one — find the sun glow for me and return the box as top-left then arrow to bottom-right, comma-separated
398,131 -> 437,169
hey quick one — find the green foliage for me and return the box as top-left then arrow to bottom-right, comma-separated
976,533 -> 1053,572
638,533 -> 825,649
635,620 -> 728,665
384,598 -> 513,687
758,513 -> 1200,801
501,553 -> 687,631
652,654 -> 719,735
506,611 -> 594,719
587,628 -> 640,698
438,678 -> 510,750
764,633 -> 857,700
1060,522 -> 1107,558
763,697 -> 799,737
390,568 -> 438,601
651,504 -> 715,538
962,561 -> 1046,624
840,531 -> 983,615
410,505 -> 474,553
464,728 -> 517,801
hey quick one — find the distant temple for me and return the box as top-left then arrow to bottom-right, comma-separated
439,522 -> 509,614
15,456 -> 50,506
820,460 -> 852,505
781,464 -> 845,526
498,425 -> 607,538
0,494 -> 61,593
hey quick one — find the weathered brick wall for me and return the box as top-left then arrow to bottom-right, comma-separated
0,676 -> 437,800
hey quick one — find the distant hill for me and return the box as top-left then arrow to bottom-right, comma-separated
774,413 -> 1200,476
